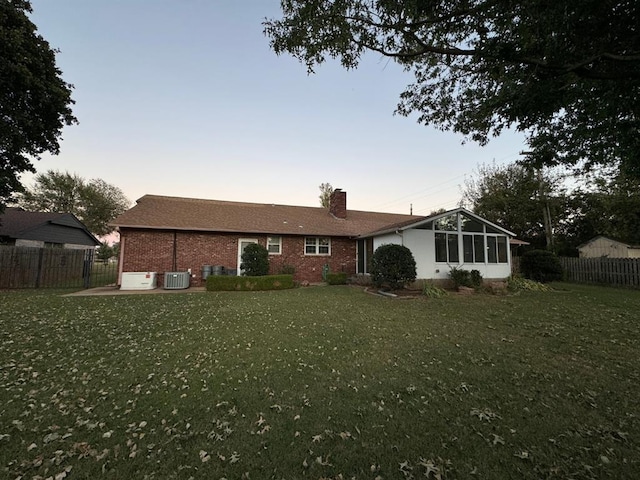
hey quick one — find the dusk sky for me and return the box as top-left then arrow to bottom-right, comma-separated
26,0 -> 526,216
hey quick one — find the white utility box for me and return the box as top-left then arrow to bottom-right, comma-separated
120,272 -> 157,290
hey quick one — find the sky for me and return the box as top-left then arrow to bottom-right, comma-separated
26,0 -> 527,216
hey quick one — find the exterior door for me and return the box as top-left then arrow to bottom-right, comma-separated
237,239 -> 258,275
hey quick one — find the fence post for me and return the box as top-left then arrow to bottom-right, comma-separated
83,249 -> 94,289
34,248 -> 45,288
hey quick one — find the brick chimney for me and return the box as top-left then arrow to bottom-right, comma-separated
329,189 -> 347,219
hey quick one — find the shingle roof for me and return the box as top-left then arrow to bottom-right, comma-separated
111,195 -> 421,237
0,207 -> 100,245
0,208 -> 66,237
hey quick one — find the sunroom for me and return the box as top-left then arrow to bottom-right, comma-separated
358,208 -> 515,281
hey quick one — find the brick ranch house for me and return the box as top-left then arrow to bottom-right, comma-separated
111,190 -> 515,286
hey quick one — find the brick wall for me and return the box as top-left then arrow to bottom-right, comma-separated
119,229 -> 356,286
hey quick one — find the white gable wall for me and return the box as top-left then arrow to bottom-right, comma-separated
371,227 -> 512,280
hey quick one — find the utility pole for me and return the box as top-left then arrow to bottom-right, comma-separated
537,169 -> 554,249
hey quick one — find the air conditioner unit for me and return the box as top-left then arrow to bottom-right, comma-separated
121,272 -> 157,290
164,271 -> 190,289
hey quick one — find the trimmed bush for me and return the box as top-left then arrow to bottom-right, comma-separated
370,244 -> 417,290
325,272 -> 347,285
520,249 -> 563,283
206,274 -> 294,291
240,243 -> 270,276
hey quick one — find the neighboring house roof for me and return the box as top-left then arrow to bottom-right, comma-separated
0,207 -> 100,246
111,195 -> 421,237
577,235 -> 640,250
358,207 -> 516,238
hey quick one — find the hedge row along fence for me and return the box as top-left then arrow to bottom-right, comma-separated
206,274 -> 295,291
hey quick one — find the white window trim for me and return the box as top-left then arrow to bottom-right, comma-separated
267,236 -> 282,255
304,237 -> 331,256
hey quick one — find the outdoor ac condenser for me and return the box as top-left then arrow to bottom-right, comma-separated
164,271 -> 190,289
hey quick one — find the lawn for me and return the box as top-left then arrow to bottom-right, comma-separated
1,284 -> 638,479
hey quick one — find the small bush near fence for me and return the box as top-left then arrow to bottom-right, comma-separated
206,274 -> 294,291
325,272 -> 347,285
521,250 -> 563,283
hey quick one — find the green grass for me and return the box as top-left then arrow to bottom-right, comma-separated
1,284 -> 639,479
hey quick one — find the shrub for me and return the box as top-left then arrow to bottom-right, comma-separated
206,274 -> 294,291
325,272 -> 347,285
520,250 -> 563,283
470,269 -> 483,287
506,275 -> 552,292
370,244 -> 417,290
423,282 -> 447,298
449,267 -> 472,288
240,244 -> 270,276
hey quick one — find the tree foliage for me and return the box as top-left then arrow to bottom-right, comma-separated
566,169 -> 640,246
0,0 -> 77,210
318,182 -> 334,208
370,243 -> 417,290
240,243 -> 270,276
462,162 -> 566,247
15,170 -> 130,236
265,0 -> 640,176
96,241 -> 115,264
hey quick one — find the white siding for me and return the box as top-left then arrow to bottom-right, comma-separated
370,228 -> 512,280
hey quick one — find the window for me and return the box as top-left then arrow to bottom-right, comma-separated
461,215 -> 484,232
305,237 -> 330,255
267,236 -> 281,254
486,235 -> 509,264
463,234 -> 486,263
434,214 -> 457,231
435,232 -> 458,262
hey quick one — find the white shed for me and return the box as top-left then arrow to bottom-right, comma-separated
578,236 -> 640,258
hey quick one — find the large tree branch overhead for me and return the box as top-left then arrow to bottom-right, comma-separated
265,0 -> 640,176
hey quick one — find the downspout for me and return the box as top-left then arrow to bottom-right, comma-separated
117,230 -> 124,286
172,230 -> 177,271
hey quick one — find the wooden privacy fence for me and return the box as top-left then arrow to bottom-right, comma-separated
0,246 -> 94,289
559,257 -> 640,288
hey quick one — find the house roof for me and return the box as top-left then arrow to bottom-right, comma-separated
358,207 -> 516,238
111,195 -> 421,237
0,207 -> 100,246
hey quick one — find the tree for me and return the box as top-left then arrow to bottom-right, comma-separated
265,1 -> 640,176
565,169 -> 640,247
96,241 -> 114,264
0,0 -> 77,211
240,243 -> 270,276
15,170 -> 130,236
318,182 -> 334,208
462,162 -> 566,248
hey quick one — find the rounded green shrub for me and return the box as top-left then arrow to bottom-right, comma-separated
240,243 -> 270,276
370,244 -> 417,290
520,249 -> 563,283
